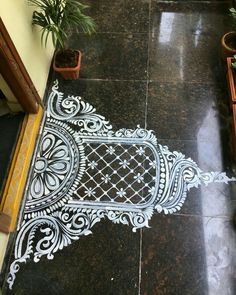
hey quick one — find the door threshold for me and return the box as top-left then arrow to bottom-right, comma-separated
0,107 -> 44,233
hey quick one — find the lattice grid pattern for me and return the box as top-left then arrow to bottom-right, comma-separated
74,142 -> 157,205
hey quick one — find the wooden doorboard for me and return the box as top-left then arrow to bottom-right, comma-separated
0,18 -> 41,113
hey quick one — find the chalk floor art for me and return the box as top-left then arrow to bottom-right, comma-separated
7,80 -> 235,289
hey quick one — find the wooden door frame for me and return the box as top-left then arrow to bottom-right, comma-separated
0,17 -> 42,113
0,18 -> 44,233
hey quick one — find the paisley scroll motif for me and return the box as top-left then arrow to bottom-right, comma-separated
47,80 -> 112,135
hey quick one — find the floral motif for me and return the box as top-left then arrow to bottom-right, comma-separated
85,187 -> 96,197
101,174 -> 111,184
30,133 -> 70,199
119,159 -> 130,169
133,173 -> 144,183
116,188 -> 126,198
136,147 -> 145,155
106,146 -> 115,155
88,160 -> 98,170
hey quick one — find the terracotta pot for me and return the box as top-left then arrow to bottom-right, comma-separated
226,57 -> 236,105
221,32 -> 236,60
53,50 -> 81,80
226,57 -> 236,159
232,104 -> 236,160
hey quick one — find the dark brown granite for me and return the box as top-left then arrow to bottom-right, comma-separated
151,1 -> 232,12
3,220 -> 140,295
47,77 -> 147,130
67,33 -> 149,80
141,214 -> 236,295
146,82 -> 229,141
149,1 -> 234,83
81,0 -> 150,33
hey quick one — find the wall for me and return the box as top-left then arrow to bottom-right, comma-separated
0,233 -> 8,272
0,0 -> 54,270
0,75 -> 22,112
0,0 -> 54,99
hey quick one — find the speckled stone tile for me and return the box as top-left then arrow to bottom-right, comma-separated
141,214 -> 236,295
80,0 -> 150,33
146,81 -> 230,141
149,1 -> 233,83
2,220 -> 140,295
47,77 -> 147,130
0,113 -> 24,195
67,33 -> 148,80
152,1 -> 231,7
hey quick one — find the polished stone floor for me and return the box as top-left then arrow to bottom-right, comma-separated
0,112 -> 24,199
1,0 -> 236,294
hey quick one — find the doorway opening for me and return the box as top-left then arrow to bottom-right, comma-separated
0,17 -> 42,233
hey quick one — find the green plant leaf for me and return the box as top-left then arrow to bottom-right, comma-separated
232,61 -> 236,69
28,0 -> 96,49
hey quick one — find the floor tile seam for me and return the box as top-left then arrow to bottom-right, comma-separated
158,212 -> 234,220
78,78 -> 148,83
77,32 -> 149,35
78,79 -> 224,86
156,138 -> 205,143
152,0 -> 231,3
138,228 -> 143,295
151,137 -> 218,143
144,0 -> 152,130
148,80 -> 224,86
139,1 -> 151,292
153,1 -> 231,3
80,29 -> 229,37
152,0 -> 231,4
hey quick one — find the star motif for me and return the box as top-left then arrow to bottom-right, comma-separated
84,187 -> 96,197
133,173 -> 144,183
106,146 -> 115,155
88,160 -> 98,170
101,174 -> 111,184
116,188 -> 126,197
119,159 -> 130,169
136,147 -> 145,155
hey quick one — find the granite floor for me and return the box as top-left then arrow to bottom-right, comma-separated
1,0 -> 236,294
0,112 -> 24,199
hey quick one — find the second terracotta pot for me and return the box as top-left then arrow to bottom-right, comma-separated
221,31 -> 236,60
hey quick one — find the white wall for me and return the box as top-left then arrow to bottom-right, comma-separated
0,233 -> 9,271
0,74 -> 23,112
0,0 -> 54,268
0,0 -> 54,99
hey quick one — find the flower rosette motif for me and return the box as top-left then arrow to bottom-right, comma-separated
24,123 -> 86,218
31,133 -> 70,199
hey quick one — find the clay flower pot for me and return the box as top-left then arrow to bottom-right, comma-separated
221,31 -> 236,60
227,57 -> 236,105
233,104 -> 236,160
53,50 -> 82,80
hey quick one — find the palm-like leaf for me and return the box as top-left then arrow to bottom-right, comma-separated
28,0 -> 96,49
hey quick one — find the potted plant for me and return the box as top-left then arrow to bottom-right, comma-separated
28,0 -> 96,80
221,8 -> 236,60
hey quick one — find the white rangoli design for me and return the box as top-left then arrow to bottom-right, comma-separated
7,80 -> 236,289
